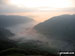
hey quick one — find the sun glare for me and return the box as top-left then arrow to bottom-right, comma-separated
9,0 -> 73,10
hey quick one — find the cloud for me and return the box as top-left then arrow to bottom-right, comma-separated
0,6 -> 35,13
57,7 -> 75,12
0,0 -> 6,4
0,0 -> 36,13
0,0 -> 75,13
0,7 -> 35,13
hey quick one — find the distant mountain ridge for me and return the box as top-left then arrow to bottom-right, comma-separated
0,15 -> 34,27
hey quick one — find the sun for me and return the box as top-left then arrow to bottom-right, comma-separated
9,0 -> 73,9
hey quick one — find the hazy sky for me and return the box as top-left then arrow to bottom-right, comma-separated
0,0 -> 75,22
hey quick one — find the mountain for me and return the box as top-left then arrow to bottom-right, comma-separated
0,15 -> 34,52
0,15 -> 34,27
0,28 -> 14,40
0,28 -> 16,51
34,14 -> 75,51
0,15 -> 58,55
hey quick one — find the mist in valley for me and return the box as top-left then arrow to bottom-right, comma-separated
0,14 -> 75,56
0,15 -> 58,56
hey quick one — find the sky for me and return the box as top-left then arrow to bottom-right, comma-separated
0,0 -> 75,22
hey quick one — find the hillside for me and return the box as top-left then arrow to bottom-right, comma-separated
34,14 -> 75,51
0,15 -> 34,27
